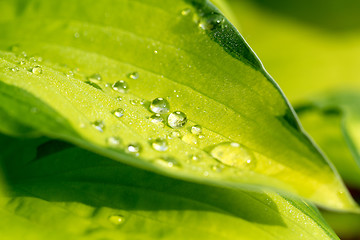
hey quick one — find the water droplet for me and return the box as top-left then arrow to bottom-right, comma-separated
112,80 -> 129,93
19,60 -> 26,65
149,114 -> 165,127
168,111 -> 187,128
198,134 -> 205,139
154,50 -> 158,54
149,98 -> 170,114
85,81 -> 102,90
190,154 -> 200,161
108,215 -> 125,226
181,8 -> 191,16
127,143 -> 141,154
31,66 -> 42,75
190,125 -> 202,135
87,73 -> 102,83
182,133 -> 198,145
9,67 -> 19,72
112,108 -> 124,118
107,136 -> 121,146
168,130 -> 181,139
211,164 -> 224,172
116,96 -> 123,101
128,72 -> 139,80
92,120 -> 105,132
130,99 -> 138,105
210,142 -> 256,169
151,138 -> 168,151
155,157 -> 180,168
198,13 -> 224,30
74,32 -> 80,38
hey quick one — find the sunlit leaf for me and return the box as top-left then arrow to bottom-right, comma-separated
0,0 -> 356,210
0,135 -> 340,240
296,91 -> 360,188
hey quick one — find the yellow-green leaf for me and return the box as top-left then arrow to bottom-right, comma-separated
0,0 -> 356,211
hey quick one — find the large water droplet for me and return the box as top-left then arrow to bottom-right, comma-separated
190,125 -> 202,135
210,142 -> 256,169
108,215 -> 125,226
87,73 -> 102,83
127,143 -> 141,154
31,66 -> 42,75
151,138 -> 168,151
112,80 -> 129,93
168,111 -> 187,128
127,72 -> 139,80
149,98 -> 170,114
92,120 -> 105,132
149,114 -> 165,127
198,13 -> 224,30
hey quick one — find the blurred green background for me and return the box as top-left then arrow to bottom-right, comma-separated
220,0 -> 360,239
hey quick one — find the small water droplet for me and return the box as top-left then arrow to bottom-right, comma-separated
168,111 -> 187,128
87,73 -> 102,83
181,8 -> 191,16
112,80 -> 129,93
74,32 -> 80,38
127,72 -> 139,80
198,13 -> 224,30
149,98 -> 170,114
85,81 -> 102,90
130,99 -> 138,105
182,133 -> 198,145
107,136 -> 121,146
210,142 -> 256,169
151,138 -> 168,151
155,157 -> 180,168
190,154 -> 200,161
149,114 -> 165,127
112,108 -> 124,118
92,120 -> 105,132
31,66 -> 42,75
19,60 -> 26,65
190,125 -> 202,135
9,67 -> 19,72
154,50 -> 158,54
168,130 -> 181,139
108,215 -> 125,226
211,164 -> 224,172
116,96 -> 123,101
127,143 -> 141,154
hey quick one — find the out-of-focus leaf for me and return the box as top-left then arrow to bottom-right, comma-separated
0,134 -> 340,240
296,91 -> 360,188
0,0 -> 356,211
322,211 -> 360,240
228,0 -> 360,103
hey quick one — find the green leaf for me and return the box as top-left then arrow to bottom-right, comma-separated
227,0 -> 360,103
295,91 -> 360,188
0,0 -> 356,211
0,135 -> 339,240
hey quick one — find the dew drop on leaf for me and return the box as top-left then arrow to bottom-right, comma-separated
168,130 -> 181,139
190,125 -> 202,135
168,111 -> 187,128
127,143 -> 141,154
149,114 -> 165,127
155,157 -> 180,168
149,97 -> 170,114
112,80 -> 129,93
181,133 -> 198,145
92,120 -> 105,132
151,138 -> 168,152
210,142 -> 256,169
127,72 -> 139,80
198,13 -> 224,30
107,136 -> 121,146
31,66 -> 42,74
181,8 -> 191,16
108,215 -> 125,226
87,73 -> 102,83
112,108 -> 124,118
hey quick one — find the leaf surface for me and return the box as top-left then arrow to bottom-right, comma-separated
0,0 -> 356,210
0,134 -> 339,240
